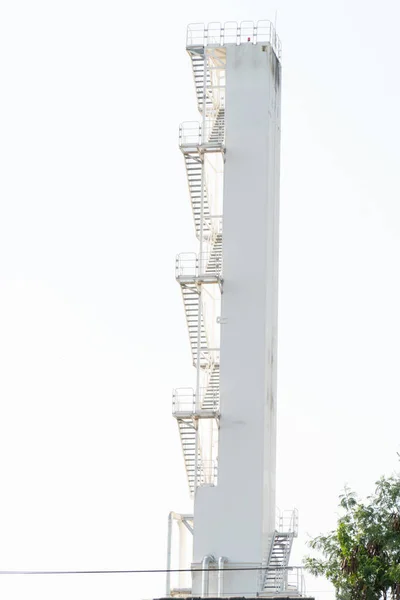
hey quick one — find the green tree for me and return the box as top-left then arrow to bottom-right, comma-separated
304,475 -> 400,600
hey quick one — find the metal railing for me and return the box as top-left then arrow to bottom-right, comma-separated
269,566 -> 306,597
275,509 -> 298,594
258,508 -> 299,594
172,388 -> 196,414
276,507 -> 299,536
286,567 -> 307,596
187,20 -> 282,59
172,388 -> 219,414
175,252 -> 197,279
175,252 -> 223,280
179,121 -> 225,148
198,459 -> 218,485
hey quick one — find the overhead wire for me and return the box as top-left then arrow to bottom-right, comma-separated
0,565 -> 305,575
0,565 -> 335,594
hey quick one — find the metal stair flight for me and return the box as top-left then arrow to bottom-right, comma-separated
174,39 -> 225,500
263,532 -> 295,595
202,363 -> 220,410
180,285 -> 209,367
187,51 -> 214,114
205,233 -> 223,277
183,153 -> 212,240
177,418 -> 201,495
207,107 -> 225,145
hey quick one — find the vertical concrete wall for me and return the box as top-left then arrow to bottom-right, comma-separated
192,42 -> 281,597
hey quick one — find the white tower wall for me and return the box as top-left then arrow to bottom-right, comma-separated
192,42 -> 281,596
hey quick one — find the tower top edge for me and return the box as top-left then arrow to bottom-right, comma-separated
186,20 -> 282,61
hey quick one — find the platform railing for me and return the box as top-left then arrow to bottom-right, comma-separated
175,252 -> 222,280
179,121 -> 225,148
286,566 -> 307,596
261,566 -> 306,597
276,507 -> 299,536
175,252 -> 198,279
172,388 -> 196,414
186,20 -> 282,59
198,459 -> 218,485
179,121 -> 202,147
172,388 -> 219,414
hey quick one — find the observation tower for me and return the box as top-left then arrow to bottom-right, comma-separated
165,21 -> 312,599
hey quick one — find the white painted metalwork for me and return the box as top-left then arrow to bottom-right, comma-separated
201,555 -> 215,597
276,508 -> 299,536
166,512 -> 194,597
175,248 -> 222,281
186,20 -> 282,60
177,283 -> 210,368
217,556 -> 228,598
260,509 -> 299,595
179,119 -> 225,148
172,388 -> 219,417
259,567 -> 307,598
167,20 -> 305,599
174,75 -> 223,501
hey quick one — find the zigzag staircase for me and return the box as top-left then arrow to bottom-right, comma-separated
175,47 -> 224,497
174,361 -> 220,496
181,107 -> 224,242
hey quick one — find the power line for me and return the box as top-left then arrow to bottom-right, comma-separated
0,566 -> 306,575
0,566 -> 336,594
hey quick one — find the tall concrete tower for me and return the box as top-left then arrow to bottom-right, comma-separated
166,21 -> 310,599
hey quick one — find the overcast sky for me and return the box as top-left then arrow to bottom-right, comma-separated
1,1 -> 400,599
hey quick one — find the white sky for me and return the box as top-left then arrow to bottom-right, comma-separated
1,1 -> 400,599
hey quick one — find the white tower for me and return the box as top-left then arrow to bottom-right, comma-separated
167,21 -> 307,599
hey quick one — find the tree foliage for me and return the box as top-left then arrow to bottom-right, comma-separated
304,475 -> 400,600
